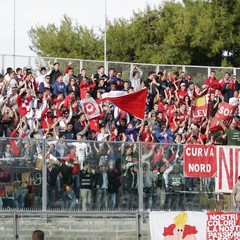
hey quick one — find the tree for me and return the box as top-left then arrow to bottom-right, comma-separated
28,1 -> 240,66
28,15 -> 103,60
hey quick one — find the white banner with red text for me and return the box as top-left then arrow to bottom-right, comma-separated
150,211 -> 240,240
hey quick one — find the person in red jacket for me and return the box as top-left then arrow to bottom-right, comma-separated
41,106 -> 54,133
65,146 -> 80,200
16,88 -> 34,117
79,76 -> 96,99
63,90 -> 76,109
203,70 -> 220,94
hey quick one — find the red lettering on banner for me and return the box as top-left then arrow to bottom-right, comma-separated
235,149 -> 240,184
218,147 -> 234,190
216,146 -> 240,193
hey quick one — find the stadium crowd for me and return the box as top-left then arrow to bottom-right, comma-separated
0,61 -> 239,211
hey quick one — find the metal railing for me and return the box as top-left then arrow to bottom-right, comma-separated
0,137 -> 237,239
1,54 -> 240,87
0,138 -> 234,213
0,209 -> 145,240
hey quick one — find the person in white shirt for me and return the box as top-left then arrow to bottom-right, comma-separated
97,126 -> 109,142
229,90 -> 240,116
68,133 -> 88,169
130,65 -> 143,91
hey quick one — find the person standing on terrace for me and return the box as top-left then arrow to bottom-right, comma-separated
232,176 -> 240,211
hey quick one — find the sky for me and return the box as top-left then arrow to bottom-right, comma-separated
0,0 -> 168,57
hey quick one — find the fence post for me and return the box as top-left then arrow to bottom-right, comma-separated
42,139 -> 47,211
14,210 -> 19,239
136,210 -> 141,239
138,142 -> 144,211
80,60 -> 83,74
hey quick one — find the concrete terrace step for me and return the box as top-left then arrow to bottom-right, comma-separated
0,216 -> 150,240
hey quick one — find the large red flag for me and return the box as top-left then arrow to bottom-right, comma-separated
102,88 -> 147,119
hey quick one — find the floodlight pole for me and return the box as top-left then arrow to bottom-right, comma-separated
13,0 -> 16,69
104,0 -> 107,71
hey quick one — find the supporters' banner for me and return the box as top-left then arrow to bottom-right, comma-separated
209,101 -> 237,131
183,144 -> 217,178
80,97 -> 100,120
207,212 -> 240,240
150,211 -> 240,240
149,211 -> 206,240
191,95 -> 209,119
215,146 -> 240,193
102,88 -> 147,119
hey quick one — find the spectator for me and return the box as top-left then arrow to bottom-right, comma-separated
32,230 -> 44,240
59,158 -> 76,210
130,65 -> 143,91
121,162 -> 138,209
217,116 -> 240,146
52,73 -> 67,98
96,163 -> 109,210
166,165 -> 184,210
79,77 -> 96,99
49,62 -> 61,85
232,175 -> 240,211
79,161 -> 94,210
143,163 -> 154,210
203,70 -> 219,93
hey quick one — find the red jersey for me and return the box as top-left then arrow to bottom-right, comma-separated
204,77 -> 220,93
141,130 -> 153,142
65,153 -> 79,174
16,95 -> 34,117
79,81 -> 96,99
41,108 -> 53,130
177,89 -> 188,102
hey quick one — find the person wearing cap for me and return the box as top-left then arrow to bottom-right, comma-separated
121,162 -> 137,209
232,176 -> 240,211
174,81 -> 188,103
